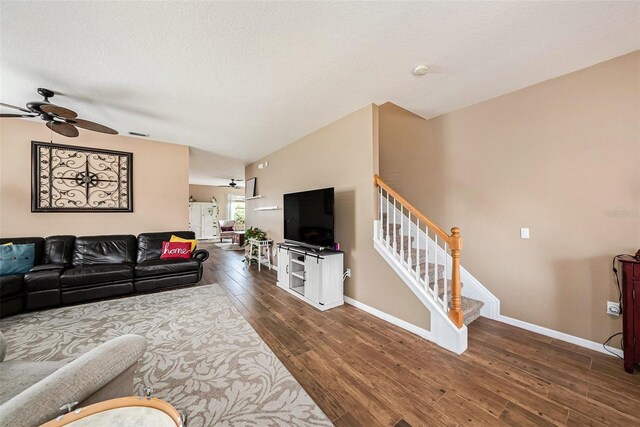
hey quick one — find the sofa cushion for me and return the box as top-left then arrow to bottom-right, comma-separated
160,241 -> 192,260
0,335 -> 146,427
135,258 -> 200,278
60,264 -> 134,288
0,238 -> 44,267
72,235 -> 137,266
29,264 -> 65,272
43,235 -> 75,265
24,269 -> 62,292
0,244 -> 35,276
136,231 -> 195,262
0,274 -> 24,298
0,360 -> 67,406
169,235 -> 197,251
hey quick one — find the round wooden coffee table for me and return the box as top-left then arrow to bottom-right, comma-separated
40,396 -> 184,427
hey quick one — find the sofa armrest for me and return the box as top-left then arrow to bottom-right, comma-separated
29,263 -> 65,272
0,334 -> 146,427
24,269 -> 62,293
192,249 -> 209,262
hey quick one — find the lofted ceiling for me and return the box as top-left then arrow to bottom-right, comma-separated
1,1 -> 638,179
189,148 -> 245,187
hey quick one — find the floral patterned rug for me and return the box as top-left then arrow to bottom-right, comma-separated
0,284 -> 331,426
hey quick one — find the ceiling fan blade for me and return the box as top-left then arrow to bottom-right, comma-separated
47,121 -> 79,138
0,102 -> 32,113
65,118 -> 118,135
0,113 -> 36,118
40,103 -> 78,119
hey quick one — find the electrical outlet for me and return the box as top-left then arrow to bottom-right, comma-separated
520,228 -> 530,239
345,268 -> 351,278
607,301 -> 621,316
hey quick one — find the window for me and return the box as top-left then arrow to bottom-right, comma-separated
228,194 -> 245,230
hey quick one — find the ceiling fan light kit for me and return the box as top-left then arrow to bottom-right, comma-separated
0,87 -> 118,138
218,178 -> 239,188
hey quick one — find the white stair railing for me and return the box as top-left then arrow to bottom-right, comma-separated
374,175 -> 464,328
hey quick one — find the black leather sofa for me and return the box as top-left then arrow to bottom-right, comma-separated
0,231 -> 209,318
0,237 -> 46,317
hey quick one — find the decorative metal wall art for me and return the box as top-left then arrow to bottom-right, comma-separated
32,141 -> 133,212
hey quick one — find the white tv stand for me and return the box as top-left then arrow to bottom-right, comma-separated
276,243 -> 344,311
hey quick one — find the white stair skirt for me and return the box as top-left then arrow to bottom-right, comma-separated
374,221 -> 467,354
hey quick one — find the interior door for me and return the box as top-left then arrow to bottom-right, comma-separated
190,203 -> 203,238
202,203 -> 215,238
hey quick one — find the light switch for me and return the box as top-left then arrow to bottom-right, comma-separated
520,228 -> 530,239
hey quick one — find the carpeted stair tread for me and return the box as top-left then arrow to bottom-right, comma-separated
379,218 -> 484,327
383,234 -> 415,255
457,296 -> 484,326
428,277 -> 464,297
381,222 -> 402,233
409,249 -> 428,266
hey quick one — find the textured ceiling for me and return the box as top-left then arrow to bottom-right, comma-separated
1,2 -> 638,174
189,148 -> 245,187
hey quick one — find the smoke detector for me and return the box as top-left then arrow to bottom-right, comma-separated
412,65 -> 429,76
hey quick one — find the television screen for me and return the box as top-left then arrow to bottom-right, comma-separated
284,187 -> 334,249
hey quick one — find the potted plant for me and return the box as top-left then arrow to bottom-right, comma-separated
244,226 -> 267,265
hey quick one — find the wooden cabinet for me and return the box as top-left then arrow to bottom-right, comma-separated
620,255 -> 640,373
276,244 -> 344,311
189,202 -> 218,239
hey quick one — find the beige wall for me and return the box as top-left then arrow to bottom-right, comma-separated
0,119 -> 189,237
379,51 -> 640,345
246,105 -> 431,329
189,184 -> 244,220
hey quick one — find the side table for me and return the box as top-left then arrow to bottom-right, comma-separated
231,231 -> 245,246
247,239 -> 272,271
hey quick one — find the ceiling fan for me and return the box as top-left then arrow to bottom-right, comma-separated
0,88 -> 118,138
218,179 -> 239,188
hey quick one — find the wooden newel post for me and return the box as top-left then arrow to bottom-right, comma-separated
449,227 -> 464,328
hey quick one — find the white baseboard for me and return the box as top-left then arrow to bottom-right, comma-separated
343,296 -> 623,358
344,296 -> 433,341
495,314 -> 624,358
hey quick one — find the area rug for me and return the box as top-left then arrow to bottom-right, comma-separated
215,242 -> 246,252
0,285 -> 331,426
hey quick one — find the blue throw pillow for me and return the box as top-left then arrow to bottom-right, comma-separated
0,243 -> 35,276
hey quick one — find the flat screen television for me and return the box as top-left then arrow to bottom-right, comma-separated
284,187 -> 334,249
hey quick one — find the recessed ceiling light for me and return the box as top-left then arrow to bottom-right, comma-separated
412,65 -> 429,76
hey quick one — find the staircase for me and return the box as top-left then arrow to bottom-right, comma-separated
373,175 -> 484,354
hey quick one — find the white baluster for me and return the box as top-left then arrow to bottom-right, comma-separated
406,211 -> 412,267
399,205 -> 405,262
378,187 -> 383,241
392,198 -> 397,254
425,227 -> 430,294
434,234 -> 439,303
415,218 -> 420,282
443,242 -> 449,312
430,230 -> 436,299
385,191 -> 390,248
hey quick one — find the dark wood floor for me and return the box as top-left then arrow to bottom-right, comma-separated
200,242 -> 640,426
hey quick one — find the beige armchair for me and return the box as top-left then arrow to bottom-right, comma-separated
218,219 -> 236,242
0,332 -> 146,427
